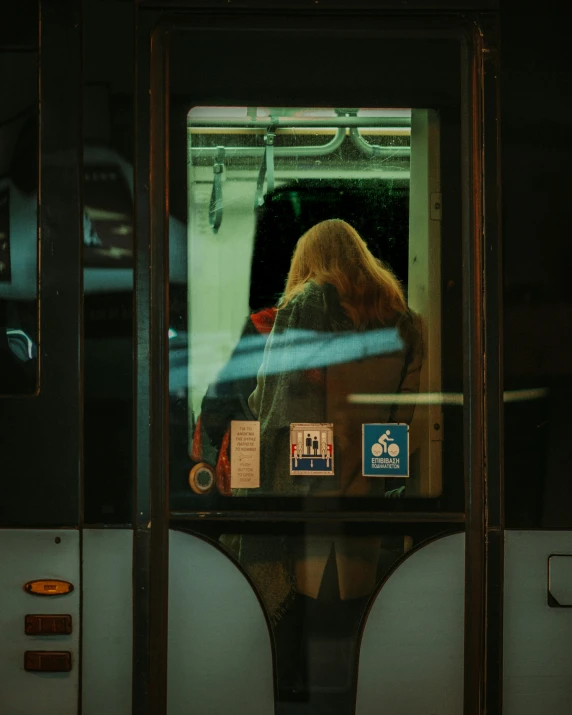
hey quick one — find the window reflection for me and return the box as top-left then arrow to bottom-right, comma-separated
181,107 -> 445,499
0,52 -> 38,395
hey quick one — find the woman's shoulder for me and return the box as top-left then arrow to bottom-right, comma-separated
284,281 -> 331,313
292,280 -> 328,302
275,282 -> 331,331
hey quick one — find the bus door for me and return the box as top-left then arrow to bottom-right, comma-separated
135,5 -> 500,715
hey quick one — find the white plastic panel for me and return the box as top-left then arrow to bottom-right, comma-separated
356,532 -> 464,715
82,528 -> 133,715
504,531 -> 572,715
167,529 -> 274,715
187,179 -> 257,416
0,529 -> 80,714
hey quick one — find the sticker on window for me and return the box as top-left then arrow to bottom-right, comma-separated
362,423 -> 409,477
230,420 -> 260,489
290,423 -> 334,476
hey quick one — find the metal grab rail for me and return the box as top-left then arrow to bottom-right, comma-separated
191,115 -> 412,232
188,116 -> 411,128
191,126 -> 346,159
188,116 -> 411,159
349,126 -> 411,157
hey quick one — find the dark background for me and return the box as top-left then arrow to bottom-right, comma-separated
501,4 -> 572,526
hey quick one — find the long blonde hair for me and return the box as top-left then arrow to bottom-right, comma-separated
281,219 -> 408,328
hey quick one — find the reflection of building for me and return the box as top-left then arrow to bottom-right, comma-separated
0,187 -> 10,282
0,146 -> 187,303
83,165 -> 133,268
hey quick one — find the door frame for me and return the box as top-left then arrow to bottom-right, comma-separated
134,6 -> 502,714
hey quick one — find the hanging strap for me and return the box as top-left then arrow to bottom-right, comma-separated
209,145 -> 225,233
254,127 -> 276,209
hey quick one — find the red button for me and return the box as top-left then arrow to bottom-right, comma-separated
25,615 -> 72,635
24,651 -> 72,672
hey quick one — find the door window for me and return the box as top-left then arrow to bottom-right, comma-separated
170,105 -> 459,503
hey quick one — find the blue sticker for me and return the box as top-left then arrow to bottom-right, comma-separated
362,424 -> 409,478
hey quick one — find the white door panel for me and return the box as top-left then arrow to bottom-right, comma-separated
0,529 -> 80,714
504,530 -> 572,715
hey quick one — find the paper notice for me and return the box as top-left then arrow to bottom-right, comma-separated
230,421 -> 261,489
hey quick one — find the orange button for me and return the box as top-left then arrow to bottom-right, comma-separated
24,579 -> 74,597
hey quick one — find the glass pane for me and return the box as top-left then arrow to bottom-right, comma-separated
169,523 -> 456,715
169,105 -> 462,503
82,0 -> 136,524
0,51 -> 38,394
229,530 -> 406,712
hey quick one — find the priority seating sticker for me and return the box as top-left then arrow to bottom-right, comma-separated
290,423 -> 334,476
362,423 -> 409,477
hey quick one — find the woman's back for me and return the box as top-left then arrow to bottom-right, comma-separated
252,280 -> 422,495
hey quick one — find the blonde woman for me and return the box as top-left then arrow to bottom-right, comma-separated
243,219 -> 423,710
249,217 -> 422,496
